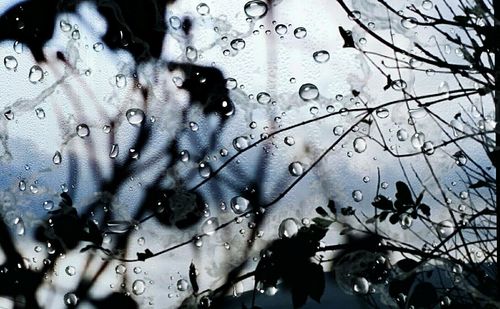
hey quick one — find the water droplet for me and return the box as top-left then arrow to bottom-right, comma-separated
422,141 -> 434,155
396,129 -> 408,141
199,162 -> 212,178
401,17 -> 418,29
169,16 -> 181,29
109,144 -> 119,159
353,277 -> 369,294
14,217 -> 25,236
230,196 -> 250,214
13,41 -> 24,54
53,151 -> 62,165
64,293 -> 78,306
196,3 -> 210,15
299,83 -> 319,101
137,237 -> 145,246
288,161 -> 304,176
411,132 -> 425,149
177,279 -> 189,291
76,124 -> 90,138
132,279 -> 146,295
115,264 -> 127,275
30,185 -> 38,194
391,79 -> 407,91
293,27 -> 307,39
43,200 -> 54,211
256,92 -> 271,104
422,0 -> 433,10
244,1 -> 268,19
59,20 -> 72,32
19,180 -> 26,191
115,74 -> 126,88
65,266 -> 76,276
4,56 -> 18,71
437,220 -> 454,237
353,137 -> 367,153
226,78 -> 237,89
275,24 -> 288,35
233,281 -> 244,297
189,121 -> 199,132
35,108 -> 46,119
376,108 -> 389,118
230,38 -> 246,50
202,217 -> 219,235
400,214 -> 413,229
284,136 -> 295,146
352,190 -> 363,202
126,108 -> 145,126
93,42 -> 104,52
278,218 -> 299,238
29,65 -> 44,83
233,136 -> 250,151
179,150 -> 190,162
349,10 -> 361,20
71,29 -> 80,40
313,50 -> 330,63
186,46 -> 198,62
363,176 -> 370,183
4,110 -> 14,120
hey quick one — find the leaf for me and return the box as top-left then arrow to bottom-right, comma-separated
383,74 -> 392,91
469,180 -> 488,189
311,217 -> 334,229
315,207 -> 328,217
389,213 -> 399,224
326,199 -> 336,214
408,282 -> 438,307
395,181 -> 414,205
365,216 -> 377,224
189,262 -> 199,293
372,195 -> 393,210
419,203 -> 431,216
136,249 -> 154,261
379,211 -> 390,222
339,26 -> 355,48
307,263 -> 325,303
396,258 -> 419,272
415,190 -> 424,205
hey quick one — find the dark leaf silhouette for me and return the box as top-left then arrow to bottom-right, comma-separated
339,26 -> 355,48
189,261 -> 199,294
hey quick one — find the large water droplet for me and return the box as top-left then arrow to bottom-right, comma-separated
352,190 -> 363,202
353,277 -> 369,294
230,38 -> 246,50
401,17 -> 418,29
230,196 -> 250,214
313,50 -> 330,63
411,132 -> 425,149
177,279 -> 189,291
115,74 -> 127,88
299,83 -> 319,101
35,108 -> 46,119
126,108 -> 145,126
14,217 -> 25,236
437,220 -> 454,237
275,24 -> 288,35
288,161 -> 304,176
115,264 -> 127,274
132,279 -> 146,295
244,1 -> 268,19
29,65 -> 44,83
293,27 -> 307,39
233,136 -> 250,151
4,110 -> 14,120
4,56 -> 18,71
256,92 -> 271,104
353,137 -> 367,153
396,129 -> 408,141
278,218 -> 299,238
64,293 -> 78,306
196,3 -> 210,15
65,266 -> 76,276
186,46 -> 198,62
284,136 -> 295,146
76,124 -> 90,138
59,20 -> 72,32
199,162 -> 212,178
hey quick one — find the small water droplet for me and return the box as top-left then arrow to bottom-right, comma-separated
43,200 -> 54,211
189,122 -> 199,132
76,124 -> 90,138
14,217 -> 25,236
35,108 -> 46,119
401,17 -> 418,29
202,217 -> 219,235
396,129 -> 408,141
53,151 -> 62,165
230,196 -> 250,214
244,1 -> 268,19
4,110 -> 14,120
115,74 -> 127,88
411,132 -> 425,149
65,266 -> 76,276
177,279 -> 189,291
313,50 -> 330,63
186,46 -> 198,62
29,65 -> 44,83
278,218 -> 299,238
352,190 -> 363,202
115,264 -> 127,275
230,38 -> 246,50
299,83 -> 319,101
196,3 -> 210,15
4,56 -> 18,71
256,92 -> 271,104
132,280 -> 146,295
437,220 -> 454,237
376,108 -> 389,119
93,42 -> 104,52
293,27 -> 307,39
288,161 -> 304,176
199,162 -> 212,178
233,136 -> 250,151
275,24 -> 288,35
109,144 -> 119,159
284,136 -> 295,146
71,29 -> 80,40
391,79 -> 407,91
59,20 -> 72,32
353,137 -> 367,153
126,108 -> 145,126
64,293 -> 78,306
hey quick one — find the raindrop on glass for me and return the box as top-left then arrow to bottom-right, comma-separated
313,50 -> 330,63
299,83 -> 319,101
29,65 -> 44,83
4,56 -> 18,71
244,1 -> 268,19
288,161 -> 304,176
76,124 -> 90,138
126,108 -> 145,126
